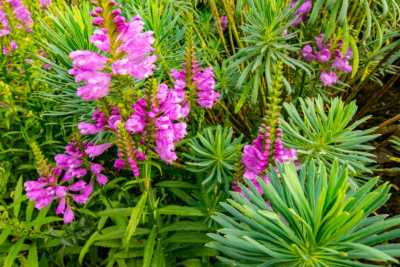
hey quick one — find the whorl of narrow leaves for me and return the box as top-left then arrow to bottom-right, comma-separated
281,96 -> 378,176
208,161 -> 400,266
228,0 -> 310,107
184,126 -> 243,191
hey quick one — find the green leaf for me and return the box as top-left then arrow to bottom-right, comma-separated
123,192 -> 148,248
13,177 -> 23,218
143,226 -> 157,267
157,206 -> 204,217
350,36 -> 359,78
79,231 -> 100,264
27,243 -> 39,267
3,239 -> 25,267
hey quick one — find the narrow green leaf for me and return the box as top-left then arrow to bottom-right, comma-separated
143,226 -> 157,267
79,231 -> 100,264
13,177 -> 23,218
3,239 -> 25,267
123,192 -> 148,248
27,243 -> 39,267
157,205 -> 204,217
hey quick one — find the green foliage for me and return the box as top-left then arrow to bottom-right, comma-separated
37,2 -> 96,121
184,126 -> 243,190
0,0 -> 399,265
0,180 -> 63,267
228,0 -> 310,107
208,161 -> 400,266
281,97 -> 378,176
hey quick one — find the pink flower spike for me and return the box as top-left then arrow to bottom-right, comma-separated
128,157 -> 140,177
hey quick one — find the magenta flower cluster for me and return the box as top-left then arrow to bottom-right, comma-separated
25,1 -> 220,224
234,127 -> 297,194
290,0 -> 312,26
24,141 -> 111,223
79,73 -> 189,170
69,2 -> 156,101
7,0 -> 33,32
0,0 -> 32,55
171,60 -> 220,109
302,34 -> 352,87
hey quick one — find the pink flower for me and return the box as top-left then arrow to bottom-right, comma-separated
316,48 -> 331,63
114,158 -> 125,170
332,57 -> 352,73
154,116 -> 178,164
128,157 -> 140,177
96,174 -> 108,186
173,61 -> 220,109
332,49 -> 352,73
173,122 -> 187,141
7,0 -> 33,32
0,4 -> 11,37
192,66 -> 220,109
291,0 -> 312,26
220,16 -> 228,31
236,127 -> 297,195
90,28 -> 110,52
126,114 -> 146,133
320,71 -> 338,87
55,145 -> 87,181
63,205 -> 74,224
9,40 -> 17,51
78,122 -> 101,135
85,143 -> 112,158
69,51 -> 111,101
72,182 -> 93,204
108,107 -> 122,130
112,16 -> 157,80
69,51 -> 108,72
301,44 -> 315,61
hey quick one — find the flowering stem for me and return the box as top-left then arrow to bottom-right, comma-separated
208,0 -> 229,55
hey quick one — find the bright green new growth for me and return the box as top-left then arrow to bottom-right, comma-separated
184,126 -> 243,190
208,161 -> 400,266
281,97 -> 378,175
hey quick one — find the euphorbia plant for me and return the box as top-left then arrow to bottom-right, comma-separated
208,161 -> 400,266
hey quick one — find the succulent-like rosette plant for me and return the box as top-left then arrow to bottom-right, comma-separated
208,161 -> 400,266
281,97 -> 378,176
